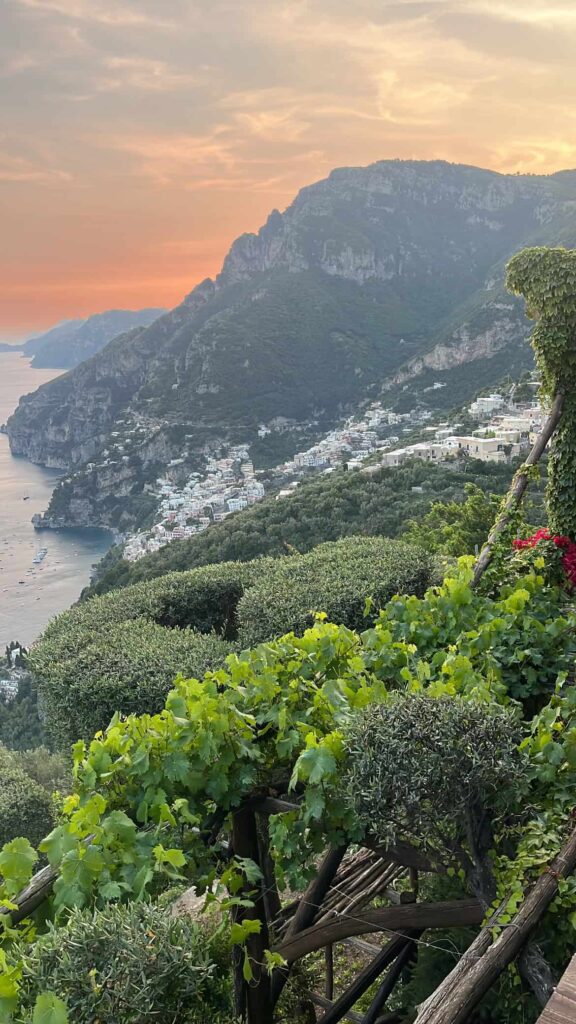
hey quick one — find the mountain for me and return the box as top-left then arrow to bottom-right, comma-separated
21,309 -> 166,369
7,159 -> 576,530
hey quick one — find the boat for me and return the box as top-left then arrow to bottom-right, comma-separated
32,547 -> 48,565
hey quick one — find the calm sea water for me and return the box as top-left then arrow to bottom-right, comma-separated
0,350 -> 111,648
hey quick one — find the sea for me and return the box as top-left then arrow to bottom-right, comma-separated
0,349 -> 111,648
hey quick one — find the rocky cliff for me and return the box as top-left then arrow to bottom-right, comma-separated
8,159 -> 576,528
23,308 -> 165,369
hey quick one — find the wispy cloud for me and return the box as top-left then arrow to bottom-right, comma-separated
3,0 -> 576,334
0,150 -> 71,182
15,0 -> 176,29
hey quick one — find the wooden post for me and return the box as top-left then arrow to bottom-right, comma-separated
362,935 -> 420,1024
471,389 -> 564,588
271,844 -> 348,1006
325,944 -> 335,1001
317,935 -> 414,1024
231,807 -> 273,1024
415,821 -> 576,1024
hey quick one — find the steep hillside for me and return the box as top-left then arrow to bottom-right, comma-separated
7,159 -> 576,528
87,457 -> 521,596
23,308 -> 166,369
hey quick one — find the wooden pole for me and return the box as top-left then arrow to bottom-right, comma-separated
325,944 -> 335,1001
231,807 -> 273,1024
271,844 -> 348,1006
274,899 -> 483,964
362,935 -> 420,1024
318,935 -> 413,1024
414,821 -> 576,1024
471,389 -> 564,588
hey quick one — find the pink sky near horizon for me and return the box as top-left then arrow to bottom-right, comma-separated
2,0 -> 576,339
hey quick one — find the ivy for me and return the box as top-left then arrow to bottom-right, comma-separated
506,246 -> 576,537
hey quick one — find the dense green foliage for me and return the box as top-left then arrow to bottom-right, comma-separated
89,459 -> 516,596
2,556 -> 576,1021
33,536 -> 435,747
0,676 -> 45,752
15,902 -> 233,1023
402,483 -> 502,556
0,746 -> 56,850
507,246 -> 576,536
344,694 -> 524,856
237,535 -> 436,647
34,619 -> 231,749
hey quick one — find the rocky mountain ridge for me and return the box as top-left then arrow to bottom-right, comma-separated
8,308 -> 166,370
7,159 -> 576,530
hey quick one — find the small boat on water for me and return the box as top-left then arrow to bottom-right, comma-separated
32,547 -> 48,565
22,496 -> 30,501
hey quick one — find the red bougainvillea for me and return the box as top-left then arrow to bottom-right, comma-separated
513,529 -> 576,587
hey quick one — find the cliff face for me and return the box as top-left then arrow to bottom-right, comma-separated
23,308 -> 166,369
8,159 -> 576,528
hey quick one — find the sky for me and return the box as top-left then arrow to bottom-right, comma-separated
2,0 -> 576,339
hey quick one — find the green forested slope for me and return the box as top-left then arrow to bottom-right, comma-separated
89,458 -> 517,596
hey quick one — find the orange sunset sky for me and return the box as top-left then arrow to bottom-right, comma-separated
1,0 -> 576,338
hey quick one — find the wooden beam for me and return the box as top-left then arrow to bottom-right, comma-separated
274,899 -> 483,964
271,844 -> 348,1006
231,807 -> 273,1024
310,994 -> 364,1023
415,822 -> 576,1024
362,935 -> 420,1024
537,953 -> 576,1024
318,935 -> 411,1024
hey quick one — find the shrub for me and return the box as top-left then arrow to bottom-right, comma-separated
34,619 -> 232,748
16,902 -> 235,1024
44,560 -> 271,642
0,674 -> 45,751
237,536 -> 437,646
11,747 -> 71,795
0,745 -> 56,849
344,693 -> 525,857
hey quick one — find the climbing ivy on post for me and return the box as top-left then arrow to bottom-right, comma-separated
506,246 -> 576,537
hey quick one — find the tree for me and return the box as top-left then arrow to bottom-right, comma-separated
402,484 -> 500,556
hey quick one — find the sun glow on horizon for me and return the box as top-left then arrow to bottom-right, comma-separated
2,0 -> 576,335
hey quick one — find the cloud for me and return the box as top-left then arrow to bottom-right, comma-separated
97,57 -> 199,93
15,0 -> 176,28
0,150 -> 71,182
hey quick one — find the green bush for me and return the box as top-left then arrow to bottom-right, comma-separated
0,746 -> 55,849
10,747 -> 70,795
16,902 -> 235,1023
237,535 -> 437,646
32,539 -> 434,746
34,619 -> 232,748
47,560 -> 271,642
0,674 -> 45,751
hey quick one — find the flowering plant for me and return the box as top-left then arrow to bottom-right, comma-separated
512,528 -> 576,588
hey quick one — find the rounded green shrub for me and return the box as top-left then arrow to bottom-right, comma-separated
34,619 -> 231,748
237,535 -> 437,646
16,901 -> 234,1024
0,745 -> 55,849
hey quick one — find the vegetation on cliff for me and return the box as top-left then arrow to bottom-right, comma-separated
3,247 -> 576,1024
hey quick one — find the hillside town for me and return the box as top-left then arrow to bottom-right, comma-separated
123,384 -> 544,562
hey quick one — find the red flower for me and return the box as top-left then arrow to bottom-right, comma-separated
512,527 -> 576,588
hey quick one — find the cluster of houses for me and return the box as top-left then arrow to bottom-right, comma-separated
121,388 -> 543,562
123,446 -> 265,561
276,404 -> 433,481
379,393 -> 543,469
